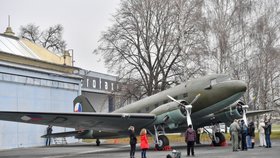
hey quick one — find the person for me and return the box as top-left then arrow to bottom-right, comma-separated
258,119 -> 266,147
140,128 -> 149,158
196,128 -> 203,144
240,120 -> 248,151
46,125 -> 53,146
263,119 -> 272,148
247,121 -> 255,148
185,124 -> 196,156
128,126 -> 137,158
229,119 -> 240,152
237,120 -> 242,149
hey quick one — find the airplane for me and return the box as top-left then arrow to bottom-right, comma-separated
0,74 -> 273,150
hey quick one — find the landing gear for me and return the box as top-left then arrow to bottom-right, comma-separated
155,135 -> 169,150
212,132 -> 225,146
204,124 -> 226,146
96,139 -> 100,146
152,125 -> 171,150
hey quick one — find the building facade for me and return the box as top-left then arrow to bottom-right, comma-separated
0,28 -> 81,149
78,69 -> 121,112
0,26 -> 125,149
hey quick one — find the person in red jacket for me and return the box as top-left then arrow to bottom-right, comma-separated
140,128 -> 149,158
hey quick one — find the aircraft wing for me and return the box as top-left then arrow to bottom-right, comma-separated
246,109 -> 274,118
0,111 -> 156,131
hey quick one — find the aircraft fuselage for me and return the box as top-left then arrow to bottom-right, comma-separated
113,74 -> 246,130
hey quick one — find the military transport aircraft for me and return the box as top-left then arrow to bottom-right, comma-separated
0,74 -> 273,150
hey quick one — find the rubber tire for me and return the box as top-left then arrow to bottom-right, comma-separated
212,132 -> 225,146
155,135 -> 169,150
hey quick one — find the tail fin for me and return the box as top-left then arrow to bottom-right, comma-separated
73,95 -> 96,112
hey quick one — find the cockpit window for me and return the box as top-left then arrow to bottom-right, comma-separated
205,78 -> 217,90
205,75 -> 230,90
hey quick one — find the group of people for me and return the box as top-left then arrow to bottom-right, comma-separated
128,124 -> 197,158
230,118 -> 272,152
45,120 -> 272,157
128,126 -> 149,158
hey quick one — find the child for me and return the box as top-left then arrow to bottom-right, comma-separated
140,128 -> 149,158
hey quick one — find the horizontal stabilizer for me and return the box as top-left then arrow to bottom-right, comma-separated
41,131 -> 79,138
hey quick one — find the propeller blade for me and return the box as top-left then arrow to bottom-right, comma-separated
167,95 -> 186,106
242,105 -> 249,126
190,93 -> 201,105
186,109 -> 192,126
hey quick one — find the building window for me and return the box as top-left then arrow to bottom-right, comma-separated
0,72 -> 79,90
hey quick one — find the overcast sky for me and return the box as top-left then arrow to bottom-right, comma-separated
0,0 -> 121,74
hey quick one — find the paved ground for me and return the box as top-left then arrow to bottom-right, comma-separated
0,140 -> 279,158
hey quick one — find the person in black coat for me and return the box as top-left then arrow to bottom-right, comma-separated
46,125 -> 53,146
248,122 -> 255,148
264,120 -> 272,148
240,120 -> 248,151
128,126 -> 137,158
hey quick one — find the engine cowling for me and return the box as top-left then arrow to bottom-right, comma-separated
196,100 -> 245,127
150,100 -> 188,129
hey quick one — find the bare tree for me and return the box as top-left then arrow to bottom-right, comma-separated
202,0 -> 253,74
95,0 -> 205,99
20,24 -> 67,54
96,0 -> 280,112
250,0 -> 280,111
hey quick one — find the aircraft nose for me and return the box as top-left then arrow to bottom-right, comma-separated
226,80 -> 247,93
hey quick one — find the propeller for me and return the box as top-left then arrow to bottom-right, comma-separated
167,93 -> 201,126
241,97 -> 255,126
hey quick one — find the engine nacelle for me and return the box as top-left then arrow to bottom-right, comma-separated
151,100 -> 188,129
211,108 -> 242,124
196,100 -> 245,127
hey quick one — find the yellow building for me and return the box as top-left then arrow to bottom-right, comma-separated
0,26 -> 76,73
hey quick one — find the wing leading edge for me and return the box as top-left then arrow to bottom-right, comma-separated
246,109 -> 274,118
0,111 -> 156,132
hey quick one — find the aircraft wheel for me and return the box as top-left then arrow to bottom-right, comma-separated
155,135 -> 169,150
212,132 -> 225,146
96,139 -> 100,146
